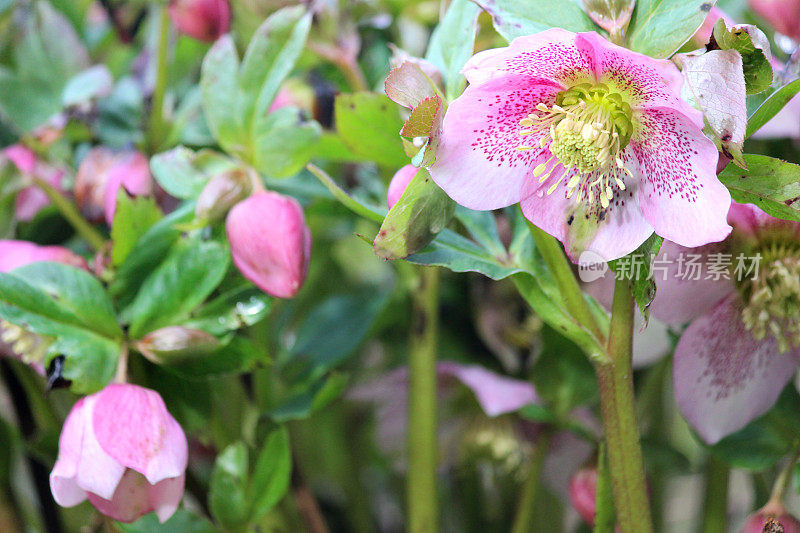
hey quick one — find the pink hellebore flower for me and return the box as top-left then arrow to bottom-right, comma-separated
749,0 -> 800,41
429,30 -> 731,261
2,145 -> 65,222
741,500 -> 800,533
50,384 -> 188,523
168,0 -> 231,42
569,466 -> 599,526
0,240 -> 87,273
648,203 -> 800,444
226,191 -> 311,298
387,165 -> 418,209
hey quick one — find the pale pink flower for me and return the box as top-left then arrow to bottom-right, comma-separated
0,240 -> 87,273
428,30 -> 731,261
645,203 -> 800,444
226,191 -> 311,298
387,165 -> 417,208
2,145 -> 65,222
168,0 -> 230,42
50,384 -> 188,523
749,0 -> 800,41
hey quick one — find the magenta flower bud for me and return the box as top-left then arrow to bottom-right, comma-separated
568,467 -> 598,526
742,501 -> 800,533
226,192 -> 311,298
749,0 -> 800,41
387,165 -> 418,209
195,168 -> 254,223
76,148 -> 152,225
50,384 -> 188,523
137,326 -> 221,365
0,240 -> 87,272
168,0 -> 231,42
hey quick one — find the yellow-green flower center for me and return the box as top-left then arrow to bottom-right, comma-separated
0,320 -> 49,365
740,241 -> 800,353
518,83 -> 635,208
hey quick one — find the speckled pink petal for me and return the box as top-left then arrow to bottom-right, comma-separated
438,362 -> 538,416
428,76 -> 561,210
631,107 -> 731,248
673,294 -> 800,444
92,384 -> 188,485
462,28 -> 594,87
648,240 -> 736,326
520,160 -> 655,262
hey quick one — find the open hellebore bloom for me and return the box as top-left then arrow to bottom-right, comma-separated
50,384 -> 188,523
429,30 -> 731,261
644,203 -> 800,444
168,0 -> 231,42
226,191 -> 311,298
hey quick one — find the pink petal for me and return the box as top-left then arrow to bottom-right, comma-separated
520,156 -> 655,261
631,107 -> 732,248
74,394 -> 127,501
0,240 -> 88,272
86,469 -> 182,523
438,362 -> 538,416
462,29 -> 593,87
151,474 -> 185,523
428,76 -> 561,210
168,0 -> 231,42
50,398 -> 89,507
673,294 -> 800,444
648,240 -> 735,326
92,384 -> 188,485
387,165 -> 418,209
103,152 -> 153,226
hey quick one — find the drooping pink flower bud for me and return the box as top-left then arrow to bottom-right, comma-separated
569,467 -> 598,526
168,0 -> 231,42
741,501 -> 800,533
387,165 -> 417,209
50,384 -> 188,523
226,191 -> 311,298
75,148 -> 153,225
0,240 -> 87,272
2,144 -> 65,222
749,0 -> 800,41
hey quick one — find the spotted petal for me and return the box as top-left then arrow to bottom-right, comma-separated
673,294 -> 800,444
631,107 -> 732,248
429,75 -> 561,210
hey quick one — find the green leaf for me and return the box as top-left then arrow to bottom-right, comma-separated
249,427 -> 292,521
627,0 -> 715,58
159,336 -> 267,379
609,233 -> 663,323
711,20 -> 772,95
334,92 -> 408,168
717,154 -> 800,222
306,163 -> 385,223
253,107 -> 321,177
209,442 -> 250,529
269,373 -> 348,422
532,326 -> 597,413
473,0 -> 596,42
425,0 -> 481,100
184,285 -> 272,336
199,35 -> 240,147
13,262 -> 121,339
117,510 -> 216,533
373,168 -> 456,260
150,147 -> 237,200
746,78 -> 800,138
123,239 -> 231,339
111,194 -> 163,266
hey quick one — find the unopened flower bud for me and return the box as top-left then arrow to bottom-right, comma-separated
387,165 -> 418,209
168,0 -> 231,42
195,168 -> 253,223
137,326 -> 221,365
742,501 -> 800,533
226,191 -> 311,298
749,0 -> 800,41
569,466 -> 598,526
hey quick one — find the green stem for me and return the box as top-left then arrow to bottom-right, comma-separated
769,442 -> 800,504
700,456 -> 729,533
510,429 -> 552,533
146,5 -> 169,155
526,221 -> 605,342
407,267 -> 440,533
31,177 -> 106,251
595,277 -> 652,533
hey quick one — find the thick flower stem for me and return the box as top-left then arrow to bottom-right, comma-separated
510,428 -> 552,533
146,5 -> 169,155
700,456 -> 729,533
525,221 -> 604,342
407,266 -> 440,533
31,177 -> 106,251
595,277 -> 653,533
